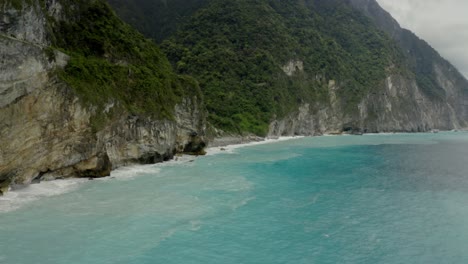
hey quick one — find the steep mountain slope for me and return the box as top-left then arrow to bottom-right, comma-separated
161,0 -> 406,135
349,0 -> 468,121
109,0 -> 468,135
107,0 -> 209,42
0,0 -> 206,195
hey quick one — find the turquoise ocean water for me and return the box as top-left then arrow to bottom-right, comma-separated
1,132 -> 468,264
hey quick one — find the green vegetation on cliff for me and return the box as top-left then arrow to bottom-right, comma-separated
399,30 -> 447,100
47,0 -> 201,120
155,0 -> 405,134
107,0 -> 209,43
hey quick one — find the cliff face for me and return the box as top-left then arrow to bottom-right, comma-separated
269,73 -> 467,136
0,0 -> 206,195
351,0 -> 468,119
268,0 -> 468,136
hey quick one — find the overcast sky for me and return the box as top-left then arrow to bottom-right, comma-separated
376,0 -> 468,79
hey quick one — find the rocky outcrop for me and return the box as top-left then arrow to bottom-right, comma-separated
282,60 -> 304,77
0,62 -> 206,187
0,1 -> 207,194
0,1 -> 49,46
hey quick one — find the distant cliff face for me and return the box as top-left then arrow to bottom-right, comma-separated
269,72 -> 467,136
0,0 -> 207,195
349,0 -> 468,118
268,0 -> 468,135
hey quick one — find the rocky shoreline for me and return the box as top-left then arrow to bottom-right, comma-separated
3,130 -> 466,201
2,0 -> 468,197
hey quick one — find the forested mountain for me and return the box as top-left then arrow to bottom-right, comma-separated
349,0 -> 468,119
161,0 -> 405,134
109,0 -> 468,135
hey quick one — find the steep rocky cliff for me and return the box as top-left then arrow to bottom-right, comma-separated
269,73 -> 466,136
269,0 -> 468,136
0,0 -> 207,195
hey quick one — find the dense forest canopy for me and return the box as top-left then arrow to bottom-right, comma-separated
103,0 -> 462,135
158,0 -> 405,134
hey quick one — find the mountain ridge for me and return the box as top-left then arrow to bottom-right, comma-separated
349,0 -> 468,104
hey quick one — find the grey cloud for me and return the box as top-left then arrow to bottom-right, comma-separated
377,0 -> 468,78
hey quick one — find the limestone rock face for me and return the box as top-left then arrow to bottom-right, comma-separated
269,72 -> 468,137
267,0 -> 468,136
282,60 -> 304,77
0,1 -> 207,194
0,2 -> 49,46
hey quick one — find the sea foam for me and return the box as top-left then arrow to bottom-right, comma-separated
0,178 -> 88,212
0,137 -> 299,213
0,154 -> 199,212
205,136 -> 304,155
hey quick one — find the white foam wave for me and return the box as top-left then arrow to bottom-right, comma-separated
0,178 -> 88,213
0,137 -> 299,213
0,154 -> 200,213
162,154 -> 198,166
105,165 -> 162,181
101,154 -> 198,182
206,136 -> 304,156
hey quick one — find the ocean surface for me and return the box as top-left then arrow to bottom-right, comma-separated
1,132 -> 468,264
